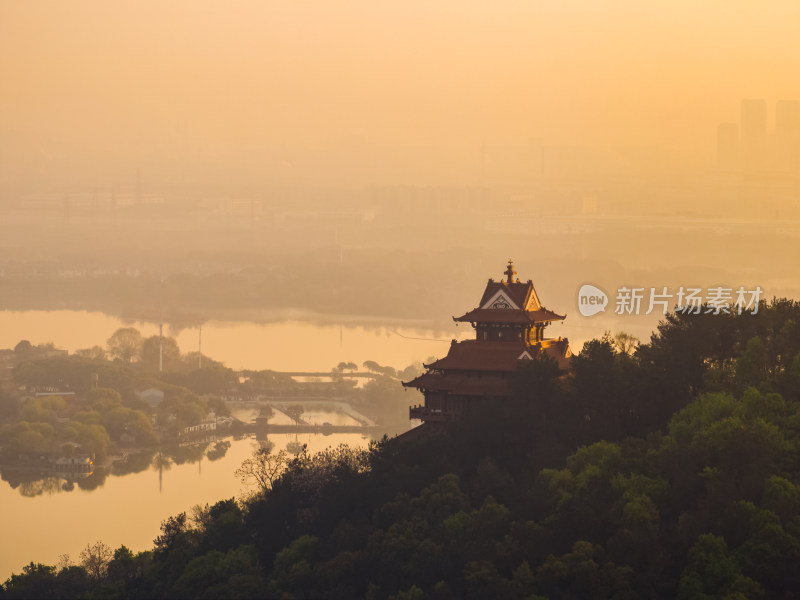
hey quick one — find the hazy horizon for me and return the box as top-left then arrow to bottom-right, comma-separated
2,4 -> 800,591
1,1 -> 798,343
2,1 -> 800,191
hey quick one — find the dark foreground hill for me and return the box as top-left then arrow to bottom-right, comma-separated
3,300 -> 800,599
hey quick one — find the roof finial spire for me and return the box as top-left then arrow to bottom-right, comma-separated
504,260 -> 516,284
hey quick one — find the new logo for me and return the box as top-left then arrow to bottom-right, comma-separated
578,284 -> 608,316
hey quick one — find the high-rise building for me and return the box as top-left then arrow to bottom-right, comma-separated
775,100 -> 800,173
741,99 -> 767,173
716,123 -> 739,172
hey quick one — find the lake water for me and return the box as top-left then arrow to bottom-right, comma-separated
0,307 -> 623,580
0,310 -> 441,579
0,309 -> 638,372
0,310 -> 471,372
0,432 -> 371,580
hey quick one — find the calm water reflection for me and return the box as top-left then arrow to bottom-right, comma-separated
0,309 -> 427,579
0,432 -> 372,580
0,310 -> 465,371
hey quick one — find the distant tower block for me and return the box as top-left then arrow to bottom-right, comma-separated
741,99 -> 767,173
716,123 -> 739,172
776,100 -> 800,173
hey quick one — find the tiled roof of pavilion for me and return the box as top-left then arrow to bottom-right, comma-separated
405,338 -> 572,375
403,338 -> 572,394
453,264 -> 565,324
453,307 -> 565,324
403,372 -> 512,397
423,340 -> 530,372
478,279 -> 541,310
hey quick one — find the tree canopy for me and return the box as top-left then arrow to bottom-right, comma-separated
4,299 -> 800,599
106,327 -> 143,363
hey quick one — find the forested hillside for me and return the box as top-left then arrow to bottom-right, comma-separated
3,300 -> 800,599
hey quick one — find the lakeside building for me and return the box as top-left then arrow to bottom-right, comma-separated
52,455 -> 93,476
136,386 -> 165,408
403,261 -> 572,424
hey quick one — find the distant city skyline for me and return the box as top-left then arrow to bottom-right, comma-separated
3,1 -> 799,189
717,98 -> 800,174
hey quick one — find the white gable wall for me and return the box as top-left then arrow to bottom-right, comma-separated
481,289 -> 520,310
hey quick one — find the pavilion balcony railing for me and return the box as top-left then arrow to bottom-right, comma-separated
409,404 -> 458,422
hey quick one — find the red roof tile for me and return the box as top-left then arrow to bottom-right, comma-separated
422,340 -> 530,372
404,338 -> 573,374
478,279 -> 541,310
404,372 -> 512,396
539,339 -> 573,370
453,308 -> 565,324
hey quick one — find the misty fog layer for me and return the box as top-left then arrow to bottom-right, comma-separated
2,1 -> 800,190
1,0 -> 798,347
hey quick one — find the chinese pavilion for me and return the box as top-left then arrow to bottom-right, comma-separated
403,261 -> 572,423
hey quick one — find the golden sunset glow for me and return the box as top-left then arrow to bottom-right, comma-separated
3,1 -> 800,187
1,2 -> 800,593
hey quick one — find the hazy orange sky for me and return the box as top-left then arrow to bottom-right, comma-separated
2,1 -> 799,186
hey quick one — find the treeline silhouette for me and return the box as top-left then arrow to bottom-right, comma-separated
3,300 -> 800,599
